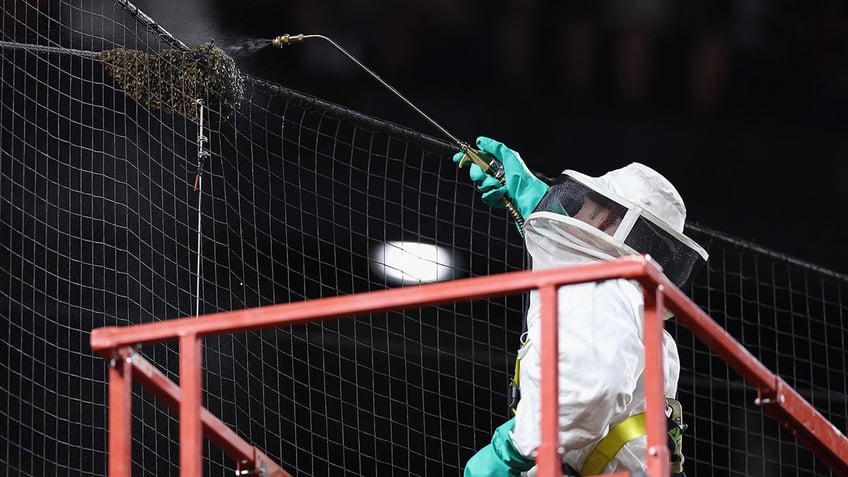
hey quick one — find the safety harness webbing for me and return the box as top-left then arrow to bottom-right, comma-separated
509,337 -> 686,475
579,412 -> 647,476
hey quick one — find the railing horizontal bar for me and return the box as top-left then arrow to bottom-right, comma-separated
92,256 -> 655,350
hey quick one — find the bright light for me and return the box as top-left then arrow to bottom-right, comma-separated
369,241 -> 457,285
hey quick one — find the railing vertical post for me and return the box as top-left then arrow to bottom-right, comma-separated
537,283 -> 562,477
180,333 -> 204,476
108,346 -> 134,476
643,285 -> 670,477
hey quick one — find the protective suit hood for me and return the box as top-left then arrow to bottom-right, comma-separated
525,162 -> 708,291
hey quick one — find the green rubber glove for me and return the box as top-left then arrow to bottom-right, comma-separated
452,136 -> 549,219
463,418 -> 535,477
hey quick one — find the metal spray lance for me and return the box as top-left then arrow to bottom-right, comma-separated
271,33 -> 526,232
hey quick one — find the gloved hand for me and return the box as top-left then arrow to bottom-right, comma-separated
453,136 -> 549,219
463,418 -> 535,477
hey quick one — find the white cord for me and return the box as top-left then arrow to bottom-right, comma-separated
193,100 -> 210,316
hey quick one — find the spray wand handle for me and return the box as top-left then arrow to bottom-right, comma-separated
458,146 -> 526,232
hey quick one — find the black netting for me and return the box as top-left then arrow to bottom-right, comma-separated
1,2 -> 847,477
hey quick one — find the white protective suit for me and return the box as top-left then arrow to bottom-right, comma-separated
510,163 -> 707,475
512,213 -> 680,474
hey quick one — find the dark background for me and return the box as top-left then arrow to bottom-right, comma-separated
133,0 -> 848,272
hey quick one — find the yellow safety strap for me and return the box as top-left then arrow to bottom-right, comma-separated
511,347 -> 522,389
579,412 -> 647,476
509,335 -> 530,415
509,355 -> 521,415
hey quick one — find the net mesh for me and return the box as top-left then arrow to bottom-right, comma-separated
1,1 -> 847,476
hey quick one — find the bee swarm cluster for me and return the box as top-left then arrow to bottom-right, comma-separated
99,42 -> 244,124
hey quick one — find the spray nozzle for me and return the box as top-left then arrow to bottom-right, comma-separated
271,34 -> 304,48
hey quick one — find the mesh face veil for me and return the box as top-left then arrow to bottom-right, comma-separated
533,163 -> 708,290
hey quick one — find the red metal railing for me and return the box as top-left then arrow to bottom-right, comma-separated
90,255 -> 848,476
